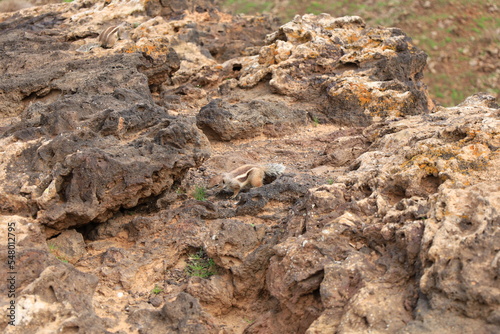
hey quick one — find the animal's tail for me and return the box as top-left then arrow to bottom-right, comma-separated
263,163 -> 286,177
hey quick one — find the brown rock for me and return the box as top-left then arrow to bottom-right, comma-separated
5,265 -> 106,333
47,229 -> 86,264
126,292 -> 220,334
196,99 -> 308,141
0,1 -> 499,333
237,14 -> 434,126
420,183 -> 500,325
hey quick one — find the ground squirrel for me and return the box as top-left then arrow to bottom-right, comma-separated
98,23 -> 130,48
208,163 -> 286,198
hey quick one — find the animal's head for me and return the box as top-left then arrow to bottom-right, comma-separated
207,174 -> 224,189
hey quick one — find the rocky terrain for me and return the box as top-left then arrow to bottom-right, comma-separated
0,0 -> 498,333
221,0 -> 500,107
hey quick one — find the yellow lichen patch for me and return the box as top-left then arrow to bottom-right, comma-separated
402,146 -> 457,169
417,162 -> 439,176
305,50 -> 320,59
459,143 -> 490,160
361,38 -> 383,50
123,45 -> 139,54
346,32 -> 362,44
358,94 -> 371,106
402,143 -> 492,180
381,44 -> 398,52
347,82 -> 372,106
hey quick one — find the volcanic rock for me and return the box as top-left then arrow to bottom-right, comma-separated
0,1 -> 498,334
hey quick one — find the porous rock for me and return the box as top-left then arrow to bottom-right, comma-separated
126,292 -> 220,334
196,99 -> 308,141
235,14 -> 434,126
204,219 -> 275,301
0,21 -> 210,231
4,265 -> 106,334
47,229 -> 86,264
419,183 -> 500,327
187,275 -> 235,316
261,93 -> 500,333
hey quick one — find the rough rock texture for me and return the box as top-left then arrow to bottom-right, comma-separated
265,93 -> 500,334
48,229 -> 86,264
0,3 -> 211,231
9,265 -> 106,334
0,1 -> 498,334
126,292 -> 219,334
235,14 -> 434,125
197,99 -> 308,140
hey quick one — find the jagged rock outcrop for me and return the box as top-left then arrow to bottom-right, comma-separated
195,13 -> 434,139
232,14 -> 433,124
0,1 -> 498,334
0,5 -> 210,231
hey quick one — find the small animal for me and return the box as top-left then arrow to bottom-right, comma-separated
208,163 -> 286,198
98,23 -> 130,48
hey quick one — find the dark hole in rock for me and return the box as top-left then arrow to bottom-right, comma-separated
76,221 -> 101,241
384,184 -> 408,206
458,218 -> 474,231
342,61 -> 359,68
360,184 -> 373,196
441,128 -> 468,142
46,232 -> 62,240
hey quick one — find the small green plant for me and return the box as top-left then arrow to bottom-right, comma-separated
327,179 -> 334,185
312,116 -> 320,127
151,285 -> 163,294
185,249 -> 217,278
62,0 -> 74,3
57,257 -> 69,263
48,243 -> 68,263
192,186 -> 207,201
